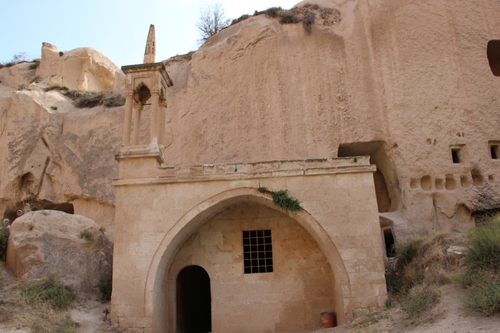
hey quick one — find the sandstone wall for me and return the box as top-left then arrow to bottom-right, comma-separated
111,157 -> 386,331
168,202 -> 334,332
161,0 -> 500,236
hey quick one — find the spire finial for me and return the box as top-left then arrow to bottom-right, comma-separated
144,24 -> 156,63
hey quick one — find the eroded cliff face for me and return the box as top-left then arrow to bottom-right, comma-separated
1,0 -> 500,240
162,0 -> 500,236
0,45 -> 123,236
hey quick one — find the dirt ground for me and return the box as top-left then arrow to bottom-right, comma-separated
316,283 -> 500,333
1,261 -> 500,333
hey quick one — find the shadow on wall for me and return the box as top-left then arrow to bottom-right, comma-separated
338,141 -> 399,213
3,200 -> 74,222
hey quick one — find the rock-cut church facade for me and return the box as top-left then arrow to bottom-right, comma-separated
106,1 -> 500,332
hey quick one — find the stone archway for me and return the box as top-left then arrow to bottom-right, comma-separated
145,188 -> 350,333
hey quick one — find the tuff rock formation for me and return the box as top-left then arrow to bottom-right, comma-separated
6,210 -> 112,294
0,44 -> 123,237
0,0 -> 499,245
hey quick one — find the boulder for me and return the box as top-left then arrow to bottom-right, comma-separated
6,210 -> 113,295
0,62 -> 37,90
37,42 -> 125,93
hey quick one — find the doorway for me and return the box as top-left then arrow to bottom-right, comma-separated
176,265 -> 212,333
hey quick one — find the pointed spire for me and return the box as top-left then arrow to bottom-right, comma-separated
143,24 -> 156,64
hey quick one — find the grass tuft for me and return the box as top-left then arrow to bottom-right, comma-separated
402,285 -> 440,317
466,217 -> 500,270
257,187 -> 302,212
459,215 -> 500,315
24,278 -> 76,310
271,190 -> 301,212
79,229 -> 93,241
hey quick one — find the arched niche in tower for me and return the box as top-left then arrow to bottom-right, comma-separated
134,83 -> 152,105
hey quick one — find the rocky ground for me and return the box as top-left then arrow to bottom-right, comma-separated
318,283 -> 500,333
0,261 -> 117,333
1,259 -> 500,333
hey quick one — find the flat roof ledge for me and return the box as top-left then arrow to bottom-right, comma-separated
114,156 -> 376,186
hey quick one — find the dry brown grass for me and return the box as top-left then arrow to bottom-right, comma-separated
0,263 -> 120,332
386,231 -> 468,317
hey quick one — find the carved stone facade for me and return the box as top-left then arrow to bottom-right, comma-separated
111,23 -> 386,333
110,0 -> 500,331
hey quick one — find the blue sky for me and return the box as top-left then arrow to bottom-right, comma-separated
0,0 -> 300,67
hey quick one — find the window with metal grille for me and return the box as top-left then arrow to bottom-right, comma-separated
243,230 -> 273,274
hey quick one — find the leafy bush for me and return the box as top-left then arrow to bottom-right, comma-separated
25,278 -> 76,310
257,187 -> 302,212
272,190 -> 301,212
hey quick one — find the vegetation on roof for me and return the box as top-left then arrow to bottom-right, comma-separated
44,84 -> 125,109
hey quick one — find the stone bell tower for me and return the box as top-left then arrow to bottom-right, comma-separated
117,24 -> 173,164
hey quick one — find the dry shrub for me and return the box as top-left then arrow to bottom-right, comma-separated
231,14 -> 251,25
72,92 -> 104,108
459,215 -> 500,315
44,84 -> 68,92
302,12 -> 316,33
24,278 -> 76,310
43,86 -> 125,109
387,232 -> 457,298
103,94 -> 126,107
403,285 -> 441,317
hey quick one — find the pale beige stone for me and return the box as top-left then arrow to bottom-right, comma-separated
1,0 -> 500,332
6,210 -> 112,294
37,42 -> 125,92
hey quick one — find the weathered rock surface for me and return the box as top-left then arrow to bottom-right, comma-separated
161,0 -> 500,236
0,43 -> 124,93
37,42 -> 125,93
0,50 -> 123,235
6,210 -> 112,294
1,0 -> 500,243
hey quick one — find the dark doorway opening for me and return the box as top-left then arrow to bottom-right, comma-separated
176,265 -> 212,333
487,40 -> 500,76
383,229 -> 395,258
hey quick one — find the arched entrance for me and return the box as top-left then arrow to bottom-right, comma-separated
176,265 -> 211,333
145,188 -> 352,333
